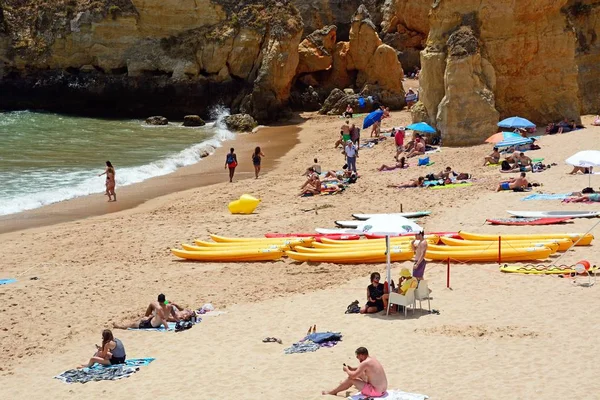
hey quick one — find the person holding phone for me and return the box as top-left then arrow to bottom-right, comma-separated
78,329 -> 126,368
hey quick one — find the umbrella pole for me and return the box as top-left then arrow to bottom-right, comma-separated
386,235 -> 391,291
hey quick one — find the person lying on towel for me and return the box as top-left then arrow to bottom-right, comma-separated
496,172 -> 528,192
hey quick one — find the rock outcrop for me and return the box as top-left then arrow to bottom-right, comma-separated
183,115 -> 205,127
224,114 -> 257,132
146,116 -> 169,125
436,27 -> 499,146
296,25 -> 337,75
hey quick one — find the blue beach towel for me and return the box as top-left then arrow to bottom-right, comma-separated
54,358 -> 155,384
0,279 -> 17,285
128,322 -> 176,331
521,193 -> 570,201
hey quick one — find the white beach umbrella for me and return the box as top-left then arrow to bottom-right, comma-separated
357,215 -> 422,235
565,150 -> 600,186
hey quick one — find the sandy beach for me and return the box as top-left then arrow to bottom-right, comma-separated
1,95 -> 600,399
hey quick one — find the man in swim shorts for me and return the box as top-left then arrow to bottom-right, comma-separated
411,231 -> 428,280
496,172 -> 528,191
115,294 -> 176,330
322,347 -> 388,397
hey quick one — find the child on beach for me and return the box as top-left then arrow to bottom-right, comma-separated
225,148 -> 237,183
252,146 -> 265,179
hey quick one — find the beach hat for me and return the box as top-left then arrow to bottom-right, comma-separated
400,268 -> 412,278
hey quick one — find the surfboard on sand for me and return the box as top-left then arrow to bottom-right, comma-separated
486,217 -> 572,226
352,212 -> 430,220
506,210 -> 599,218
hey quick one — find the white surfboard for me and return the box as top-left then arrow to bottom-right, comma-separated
318,215 -> 423,235
352,212 -> 430,221
507,210 -> 600,218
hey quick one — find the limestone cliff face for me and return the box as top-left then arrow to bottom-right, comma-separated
0,0 -> 302,122
419,0 -> 589,145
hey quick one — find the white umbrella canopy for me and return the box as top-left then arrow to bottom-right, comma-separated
565,150 -> 600,186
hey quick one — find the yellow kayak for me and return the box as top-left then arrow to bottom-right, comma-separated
171,248 -> 284,261
294,245 -> 413,253
440,236 -> 573,252
458,231 -> 593,246
500,264 -> 599,275
428,243 -> 558,254
193,240 -> 293,249
425,247 -> 552,262
210,234 -> 314,244
318,236 -> 438,246
286,249 -> 414,263
182,243 -> 289,252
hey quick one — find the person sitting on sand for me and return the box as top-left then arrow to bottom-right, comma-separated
569,166 -> 593,175
557,118 -> 572,134
405,89 -> 417,109
321,347 -> 388,397
516,152 -> 532,170
593,115 -> 600,126
406,137 -> 425,158
360,272 -> 388,314
388,176 -> 425,189
335,121 -> 352,148
344,104 -> 353,118
78,329 -> 126,368
300,172 -> 322,196
496,172 -> 528,191
377,157 -> 408,172
303,159 -> 322,176
483,147 -> 500,166
564,192 -> 600,202
115,293 -> 175,330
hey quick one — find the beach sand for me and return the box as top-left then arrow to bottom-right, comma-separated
1,103 -> 600,399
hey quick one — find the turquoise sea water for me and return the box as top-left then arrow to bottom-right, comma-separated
0,110 -> 232,215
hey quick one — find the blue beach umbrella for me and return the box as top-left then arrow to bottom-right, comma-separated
406,122 -> 436,133
495,137 -> 532,148
498,116 -> 536,129
362,109 -> 384,129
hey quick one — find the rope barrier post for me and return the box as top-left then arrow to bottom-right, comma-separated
446,257 -> 450,289
498,236 -> 502,265
400,203 -> 403,213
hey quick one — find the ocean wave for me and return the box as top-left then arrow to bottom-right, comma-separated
0,107 -> 233,216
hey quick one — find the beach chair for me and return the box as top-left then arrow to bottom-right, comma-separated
414,280 -> 431,312
386,288 -> 416,317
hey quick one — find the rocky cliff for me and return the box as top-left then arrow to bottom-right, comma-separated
1,1 -> 599,134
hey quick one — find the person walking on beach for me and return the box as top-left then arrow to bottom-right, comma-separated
411,231 -> 428,280
322,347 -> 388,397
98,161 -> 116,202
345,140 -> 358,173
252,146 -> 265,179
225,148 -> 238,183
78,329 -> 126,368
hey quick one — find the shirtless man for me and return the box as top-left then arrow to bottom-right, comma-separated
516,152 -> 532,169
496,172 -> 528,191
335,121 -> 352,148
322,347 -> 388,397
115,294 -> 175,330
411,231 -> 428,280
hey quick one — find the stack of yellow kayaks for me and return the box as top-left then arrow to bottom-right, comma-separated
171,235 -> 314,262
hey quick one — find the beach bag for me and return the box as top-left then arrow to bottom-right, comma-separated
345,300 -> 360,314
418,156 -> 430,166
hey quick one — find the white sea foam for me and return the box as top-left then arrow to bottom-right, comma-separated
0,108 -> 233,216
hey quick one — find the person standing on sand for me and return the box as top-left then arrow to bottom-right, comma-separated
78,329 -> 126,368
411,231 -> 428,280
322,347 -> 388,397
225,148 -> 238,183
98,161 -> 116,202
252,146 -> 265,179
345,140 -> 358,173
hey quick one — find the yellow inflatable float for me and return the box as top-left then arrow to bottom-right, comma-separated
228,194 -> 261,214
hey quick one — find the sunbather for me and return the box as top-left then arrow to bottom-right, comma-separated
360,272 -> 388,314
321,347 -> 388,397
78,329 -> 126,368
496,172 -> 528,191
569,166 -> 593,174
483,147 -> 500,166
114,294 -> 174,330
303,159 -> 322,176
377,157 -> 407,171
564,192 -> 600,202
387,176 -> 425,189
301,173 -> 321,196
406,138 -> 425,158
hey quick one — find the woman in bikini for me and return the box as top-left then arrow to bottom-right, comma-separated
78,329 -> 126,368
225,148 -> 237,183
98,161 -> 116,202
387,176 -> 425,189
252,146 -> 265,179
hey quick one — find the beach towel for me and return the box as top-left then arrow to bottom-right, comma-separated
284,340 -> 320,354
128,322 -> 176,331
521,193 -> 570,201
429,182 -> 472,190
0,279 -> 17,285
349,390 -> 429,400
305,332 -> 342,344
417,157 -> 430,166
54,358 -> 155,384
